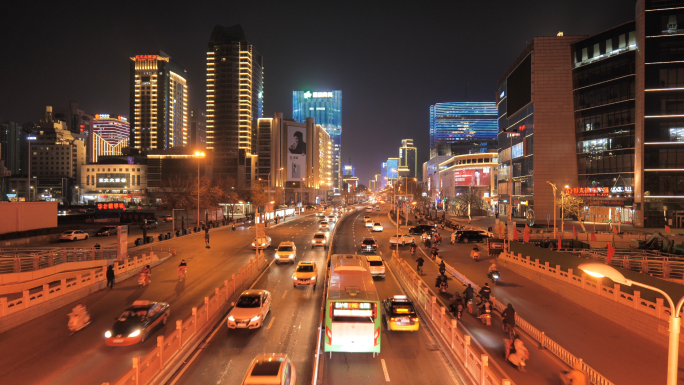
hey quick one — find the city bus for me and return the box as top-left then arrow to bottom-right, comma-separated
324,254 -> 381,355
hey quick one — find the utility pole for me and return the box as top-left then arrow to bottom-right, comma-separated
546,181 -> 558,237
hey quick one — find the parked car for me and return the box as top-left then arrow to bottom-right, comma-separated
96,226 -> 118,236
60,230 -> 89,242
105,300 -> 170,346
142,220 -> 158,229
451,230 -> 489,243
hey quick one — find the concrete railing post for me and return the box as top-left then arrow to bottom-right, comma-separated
13,258 -> 21,273
464,335 -> 471,367
76,274 -> 82,289
224,280 -> 230,299
157,335 -> 164,369
133,256 -> 138,268
481,355 -> 489,385
440,306 -> 445,334
656,298 -> 665,319
205,297 -> 210,320
232,274 -> 236,294
633,291 -> 641,310
596,277 -> 603,295
192,307 -> 198,334
0,297 -> 6,316
176,320 -> 183,349
430,295 -> 437,321
451,319 -> 457,349
423,287 -> 430,312
42,284 -> 49,301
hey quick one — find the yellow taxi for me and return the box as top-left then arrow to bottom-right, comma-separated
382,295 -> 419,331
292,261 -> 318,289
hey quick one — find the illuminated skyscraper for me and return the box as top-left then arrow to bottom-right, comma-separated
293,90 -> 342,190
91,114 -> 130,163
129,51 -> 188,151
207,24 -> 264,178
429,102 -> 498,158
399,139 -> 417,178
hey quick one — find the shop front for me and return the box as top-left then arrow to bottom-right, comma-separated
81,189 -> 147,205
565,186 -> 634,225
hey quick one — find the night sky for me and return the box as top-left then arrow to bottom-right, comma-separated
1,1 -> 634,185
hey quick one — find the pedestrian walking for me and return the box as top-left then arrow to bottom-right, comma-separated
106,265 -> 115,289
205,232 -> 210,248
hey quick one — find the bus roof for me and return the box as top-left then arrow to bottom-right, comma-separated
328,254 -> 378,301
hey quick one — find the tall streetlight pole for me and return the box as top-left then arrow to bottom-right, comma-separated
562,185 -> 569,233
579,263 -> 683,385
195,151 -> 205,225
546,181 -> 558,237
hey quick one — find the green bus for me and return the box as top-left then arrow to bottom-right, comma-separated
324,254 -> 381,355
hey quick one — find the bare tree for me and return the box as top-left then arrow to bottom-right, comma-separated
450,194 -> 489,216
155,176 -> 193,210
560,195 -> 585,220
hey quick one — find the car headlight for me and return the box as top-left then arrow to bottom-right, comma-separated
105,330 -> 112,338
251,243 -> 255,246
228,315 -> 235,321
128,330 -> 141,338
289,254 -> 295,258
312,240 -> 316,243
293,276 -> 298,280
310,277 -> 316,281
250,315 -> 261,321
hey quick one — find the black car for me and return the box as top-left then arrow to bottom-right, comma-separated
142,220 -> 158,229
452,230 -> 489,243
96,226 -> 118,236
408,225 -> 437,235
360,237 -> 378,253
105,300 -> 170,346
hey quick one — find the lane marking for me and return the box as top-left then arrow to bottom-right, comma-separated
168,258 -> 275,385
267,316 -> 276,329
282,291 -> 288,299
381,358 -> 390,381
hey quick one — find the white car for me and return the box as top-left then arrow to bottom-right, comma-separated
319,221 -> 330,231
275,241 -> 297,264
227,290 -> 272,329
365,207 -> 373,213
60,230 -> 89,241
311,232 -> 327,247
390,234 -> 416,246
365,220 -> 374,228
241,354 -> 296,385
366,255 -> 386,278
372,223 -> 383,232
327,215 -> 337,223
252,235 -> 272,249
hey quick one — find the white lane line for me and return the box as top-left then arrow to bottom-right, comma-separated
282,291 -> 287,299
168,258 -> 275,385
267,316 -> 276,329
381,358 -> 390,381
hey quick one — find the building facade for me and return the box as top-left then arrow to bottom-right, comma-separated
399,139 -> 417,178
80,162 -> 147,204
429,102 -> 498,158
189,106 -> 207,150
497,35 -> 585,221
129,51 -> 188,151
571,22 -> 637,225
381,162 -> 387,189
1,122 -> 28,176
293,90 -> 342,190
53,101 -> 93,137
207,24 -> 264,179
91,114 -> 130,163
437,152 -> 498,207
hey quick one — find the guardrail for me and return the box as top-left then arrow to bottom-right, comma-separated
392,253 -> 615,385
500,250 -> 681,324
0,247 -> 118,274
311,207 -> 359,385
103,251 -> 267,385
0,252 -> 159,318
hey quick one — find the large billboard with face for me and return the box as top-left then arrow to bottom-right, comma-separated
286,125 -> 308,181
453,168 -> 491,186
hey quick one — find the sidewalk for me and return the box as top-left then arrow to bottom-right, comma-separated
398,225 -> 680,385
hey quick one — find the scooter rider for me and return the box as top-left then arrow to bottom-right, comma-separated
479,283 -> 492,303
410,242 -> 417,255
416,256 -> 425,275
140,265 -> 152,285
178,259 -> 187,279
68,303 -> 90,332
502,303 -> 516,334
449,293 -> 464,318
463,284 -> 475,311
488,262 -> 499,280
560,361 -> 589,385
439,260 -> 446,276
470,246 -> 481,261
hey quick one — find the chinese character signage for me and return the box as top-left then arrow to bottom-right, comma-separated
135,55 -> 157,61
565,187 -> 609,197
97,202 -> 126,210
96,173 -> 130,188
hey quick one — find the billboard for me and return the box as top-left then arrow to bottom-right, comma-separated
286,125 -> 308,181
387,159 -> 398,179
96,173 -> 130,188
453,168 -> 491,186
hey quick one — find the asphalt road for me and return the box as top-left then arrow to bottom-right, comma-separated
405,215 -> 679,385
321,209 -> 465,385
168,212 -> 334,385
0,214 -> 316,385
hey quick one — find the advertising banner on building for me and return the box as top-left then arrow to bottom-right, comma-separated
453,168 -> 491,186
286,125 -> 308,181
387,159 -> 398,179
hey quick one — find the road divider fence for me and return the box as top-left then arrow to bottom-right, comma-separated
103,251 -> 268,385
0,246 -> 118,275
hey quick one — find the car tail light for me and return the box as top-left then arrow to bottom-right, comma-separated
411,317 -> 419,322
390,317 -> 396,322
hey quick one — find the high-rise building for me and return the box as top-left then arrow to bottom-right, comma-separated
129,51 -> 188,151
429,102 -> 498,158
399,139 -> 417,178
497,35 -> 585,220
293,90 -> 342,190
189,106 -> 207,150
1,122 -> 28,176
571,22 -> 637,226
207,24 -> 264,178
90,114 -> 130,163
53,101 -> 93,137
381,162 -> 387,189
387,158 -> 399,185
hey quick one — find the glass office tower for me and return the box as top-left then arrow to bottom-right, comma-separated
293,90 -> 342,190
429,102 -> 498,158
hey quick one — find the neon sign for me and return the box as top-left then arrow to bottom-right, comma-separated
97,202 -> 126,210
135,55 -> 157,61
303,91 -> 312,99
565,187 -> 609,197
95,114 -> 109,119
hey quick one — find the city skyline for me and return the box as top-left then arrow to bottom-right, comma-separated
0,1 -> 633,185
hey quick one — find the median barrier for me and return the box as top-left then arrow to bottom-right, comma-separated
166,232 -> 173,239
102,251 -> 268,385
146,236 -> 154,244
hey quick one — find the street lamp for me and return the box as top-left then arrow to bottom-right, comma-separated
562,185 -> 569,233
195,151 -> 205,226
579,263 -> 682,385
546,181 -> 558,237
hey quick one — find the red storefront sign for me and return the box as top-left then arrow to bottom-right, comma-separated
135,55 -> 157,61
565,187 -> 609,198
97,202 -> 126,210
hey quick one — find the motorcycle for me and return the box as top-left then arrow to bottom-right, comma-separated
466,298 -> 474,314
138,272 -> 150,287
471,250 -> 481,261
477,300 -> 492,325
410,246 -> 416,255
178,266 -> 187,281
488,270 -> 500,285
232,224 -> 236,231
505,338 -> 529,372
68,306 -> 91,334
430,247 -> 439,260
439,281 -> 448,294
